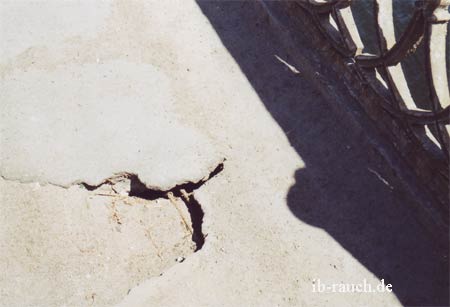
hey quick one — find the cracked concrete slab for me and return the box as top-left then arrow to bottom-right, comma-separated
1,1 -> 447,307
0,1 -> 221,190
0,59 -> 220,189
0,177 -> 195,306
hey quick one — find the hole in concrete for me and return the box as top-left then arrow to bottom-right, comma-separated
79,162 -> 224,251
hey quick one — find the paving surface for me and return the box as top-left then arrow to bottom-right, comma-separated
1,1 -> 448,306
0,178 -> 196,306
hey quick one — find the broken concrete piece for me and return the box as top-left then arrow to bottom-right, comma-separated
0,178 -> 195,306
110,177 -> 131,196
0,60 -> 221,190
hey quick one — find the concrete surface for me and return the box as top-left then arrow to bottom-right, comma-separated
0,1 -> 448,306
0,178 -> 195,306
0,0 -> 221,190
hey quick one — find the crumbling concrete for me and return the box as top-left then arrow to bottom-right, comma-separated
1,1 -> 447,306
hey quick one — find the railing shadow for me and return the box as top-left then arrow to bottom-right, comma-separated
196,1 -> 449,306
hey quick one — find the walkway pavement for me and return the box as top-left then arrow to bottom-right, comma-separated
1,1 -> 447,306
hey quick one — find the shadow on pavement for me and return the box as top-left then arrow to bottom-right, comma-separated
196,1 -> 449,305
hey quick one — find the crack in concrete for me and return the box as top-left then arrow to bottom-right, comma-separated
78,161 -> 224,251
0,160 -> 224,252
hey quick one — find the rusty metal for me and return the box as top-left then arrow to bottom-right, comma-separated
296,0 -> 450,163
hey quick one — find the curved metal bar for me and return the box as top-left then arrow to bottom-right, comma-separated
359,0 -> 427,64
295,0 -> 337,14
427,3 -> 450,110
296,0 -> 356,57
356,9 -> 426,67
424,5 -> 450,156
296,0 -> 450,162
382,104 -> 450,125
331,5 -> 358,55
334,2 -> 365,55
355,1 -> 446,68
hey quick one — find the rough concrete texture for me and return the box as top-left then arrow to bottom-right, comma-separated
0,178 -> 195,306
1,1 -> 448,307
0,1 -> 221,190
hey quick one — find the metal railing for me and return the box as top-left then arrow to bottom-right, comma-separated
296,0 -> 450,162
